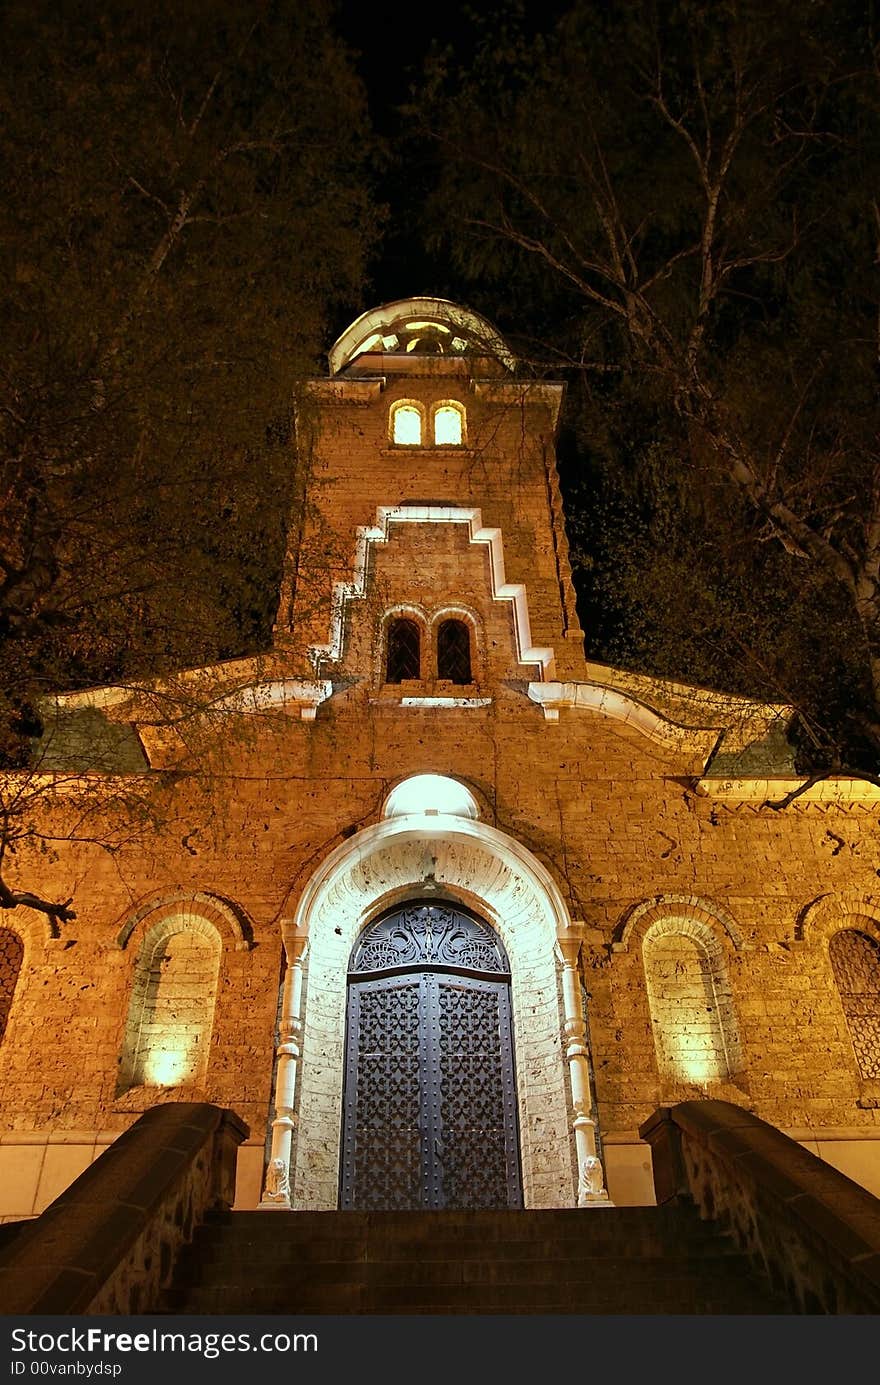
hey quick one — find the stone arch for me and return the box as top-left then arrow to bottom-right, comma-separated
430,604 -> 481,684
795,892 -> 880,946
612,894 -> 746,953
431,399 -> 467,446
383,773 -> 481,821
115,897 -> 235,1096
289,813 -> 574,1210
388,398 -> 426,446
115,890 -> 253,952
375,603 -> 428,684
828,930 -> 880,1080
797,894 -> 880,1082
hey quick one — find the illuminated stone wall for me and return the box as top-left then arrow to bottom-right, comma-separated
2,313 -> 880,1218
119,925 -> 221,1092
643,922 -> 742,1087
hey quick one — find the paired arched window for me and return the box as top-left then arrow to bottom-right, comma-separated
829,928 -> 880,1080
386,618 -> 422,682
643,921 -> 741,1087
437,619 -> 472,683
390,400 -> 466,446
0,928 -> 23,1045
433,404 -> 464,445
385,615 -> 474,685
391,403 -> 423,445
118,919 -> 221,1092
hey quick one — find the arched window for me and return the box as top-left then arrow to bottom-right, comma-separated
118,920 -> 221,1092
433,403 -> 465,446
384,774 -> 480,821
391,402 -> 423,445
643,922 -> 741,1086
0,928 -> 23,1044
437,619 -> 472,684
829,928 -> 880,1079
386,618 -> 421,683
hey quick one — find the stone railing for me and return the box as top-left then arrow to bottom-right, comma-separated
0,1102 -> 248,1315
640,1100 -> 880,1314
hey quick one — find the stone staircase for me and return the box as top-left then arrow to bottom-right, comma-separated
158,1203 -> 797,1314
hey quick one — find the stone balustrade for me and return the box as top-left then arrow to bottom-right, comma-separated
640,1099 -> 880,1313
0,1102 -> 248,1314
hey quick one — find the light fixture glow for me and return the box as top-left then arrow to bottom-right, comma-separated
392,404 -> 422,444
144,1040 -> 196,1087
434,404 -> 463,445
383,773 -> 479,820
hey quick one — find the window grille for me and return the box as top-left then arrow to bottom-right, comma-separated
830,929 -> 880,1079
387,618 -> 421,682
437,619 -> 472,684
0,929 -> 23,1043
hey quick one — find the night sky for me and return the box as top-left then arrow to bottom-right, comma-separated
335,0 -> 572,308
4,0 -> 877,770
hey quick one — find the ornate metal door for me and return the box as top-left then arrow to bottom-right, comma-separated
340,902 -> 523,1210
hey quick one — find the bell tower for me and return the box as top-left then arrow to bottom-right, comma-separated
273,297 -> 586,701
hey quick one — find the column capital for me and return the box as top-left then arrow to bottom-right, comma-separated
281,918 -> 309,963
556,929 -> 583,966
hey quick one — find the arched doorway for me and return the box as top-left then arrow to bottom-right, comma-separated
277,797 -> 583,1211
339,901 -> 523,1211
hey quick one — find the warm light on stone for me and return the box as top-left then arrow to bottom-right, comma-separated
144,1042 -> 196,1087
6,295 -> 880,1229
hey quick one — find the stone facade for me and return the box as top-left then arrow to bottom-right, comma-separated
2,298 -> 880,1220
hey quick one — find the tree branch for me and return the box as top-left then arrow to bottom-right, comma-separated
0,873 -> 76,924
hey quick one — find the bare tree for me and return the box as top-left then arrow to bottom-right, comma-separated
421,0 -> 880,768
0,0 -> 381,923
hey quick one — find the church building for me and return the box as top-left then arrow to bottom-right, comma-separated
2,297 -> 880,1224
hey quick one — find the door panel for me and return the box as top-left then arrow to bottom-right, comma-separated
342,977 -> 423,1212
436,975 -> 520,1210
340,904 -> 523,1211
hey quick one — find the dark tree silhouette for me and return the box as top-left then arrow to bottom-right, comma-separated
420,0 -> 880,772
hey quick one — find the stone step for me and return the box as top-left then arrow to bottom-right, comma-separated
158,1204 -> 797,1315
201,1207 -> 702,1233
181,1235 -> 743,1266
194,1208 -> 725,1245
164,1273 -> 787,1315
173,1251 -> 756,1291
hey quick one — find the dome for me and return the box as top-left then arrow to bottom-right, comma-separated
328,297 -> 516,375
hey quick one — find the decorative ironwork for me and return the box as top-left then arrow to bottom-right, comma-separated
343,979 -> 423,1211
437,978 -> 519,1209
386,618 -> 421,682
437,619 -> 472,684
340,902 -> 522,1211
351,904 -> 508,976
830,929 -> 880,1079
0,928 -> 23,1043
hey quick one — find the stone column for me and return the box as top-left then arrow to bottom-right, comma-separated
558,931 -> 612,1207
259,920 -> 308,1210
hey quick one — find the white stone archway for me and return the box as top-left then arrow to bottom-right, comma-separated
275,807 -> 585,1211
